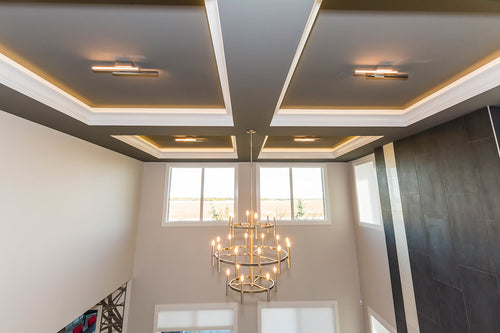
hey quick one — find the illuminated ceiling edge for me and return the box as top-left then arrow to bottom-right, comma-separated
112,135 -> 238,159
258,135 -> 384,159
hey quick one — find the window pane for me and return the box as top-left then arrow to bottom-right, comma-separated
260,168 -> 291,220
354,161 -> 380,225
261,307 -> 335,333
168,168 -> 202,221
196,309 -> 234,327
200,330 -> 232,333
158,310 -> 194,329
157,308 -> 234,331
203,168 -> 235,221
292,168 -> 325,220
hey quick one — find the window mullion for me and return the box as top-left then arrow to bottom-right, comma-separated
200,168 -> 205,222
289,168 -> 294,221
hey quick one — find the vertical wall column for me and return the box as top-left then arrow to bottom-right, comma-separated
382,143 -> 420,333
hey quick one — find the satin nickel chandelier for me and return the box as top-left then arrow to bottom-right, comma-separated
210,130 -> 292,303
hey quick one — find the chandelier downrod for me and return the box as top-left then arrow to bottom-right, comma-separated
210,130 -> 292,304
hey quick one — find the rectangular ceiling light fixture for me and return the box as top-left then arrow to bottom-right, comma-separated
91,64 -> 140,72
174,137 -> 206,142
92,62 -> 158,77
294,137 -> 319,142
354,66 -> 408,79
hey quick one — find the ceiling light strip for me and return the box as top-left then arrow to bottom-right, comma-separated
263,148 -> 333,153
279,108 -> 404,115
205,0 -> 232,116
330,135 -> 383,158
231,135 -> 238,156
272,0 -> 322,118
91,108 -> 227,114
258,135 -> 269,159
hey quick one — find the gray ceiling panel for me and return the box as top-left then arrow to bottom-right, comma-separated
283,12 -> 500,108
0,4 -> 223,107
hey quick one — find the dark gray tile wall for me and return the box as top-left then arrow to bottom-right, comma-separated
377,107 -> 500,332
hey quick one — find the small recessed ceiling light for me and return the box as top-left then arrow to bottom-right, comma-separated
353,66 -> 408,79
174,137 -> 206,143
294,137 -> 319,142
92,61 -> 158,77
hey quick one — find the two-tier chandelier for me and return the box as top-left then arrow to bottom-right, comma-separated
210,130 -> 292,303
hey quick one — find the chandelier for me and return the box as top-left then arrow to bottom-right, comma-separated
210,130 -> 292,303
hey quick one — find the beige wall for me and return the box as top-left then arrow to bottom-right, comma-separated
350,158 -> 397,332
0,111 -> 143,333
128,162 -> 364,333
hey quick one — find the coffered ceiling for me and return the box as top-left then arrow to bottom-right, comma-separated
0,0 -> 499,162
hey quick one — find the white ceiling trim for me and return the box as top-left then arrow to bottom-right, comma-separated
271,56 -> 500,127
205,0 -> 232,117
88,111 -> 233,126
112,135 -> 238,159
272,0 -> 322,119
258,135 -> 383,159
0,0 -> 234,127
271,112 -> 406,127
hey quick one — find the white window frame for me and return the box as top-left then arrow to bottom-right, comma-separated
258,300 -> 340,333
351,154 -> 383,230
153,302 -> 238,333
367,306 -> 396,333
163,163 -> 239,226
256,163 -> 329,225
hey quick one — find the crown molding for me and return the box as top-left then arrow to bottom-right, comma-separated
112,135 -> 238,159
205,0 -> 232,117
271,111 -> 406,127
258,135 -> 383,159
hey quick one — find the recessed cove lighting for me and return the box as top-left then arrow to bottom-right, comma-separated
174,137 -> 206,143
294,137 -> 319,142
92,61 -> 158,77
354,66 -> 408,79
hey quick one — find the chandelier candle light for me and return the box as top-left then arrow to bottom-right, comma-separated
210,130 -> 292,303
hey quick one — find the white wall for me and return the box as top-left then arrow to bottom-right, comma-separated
128,162 -> 364,333
0,111 -> 143,333
350,160 -> 397,332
